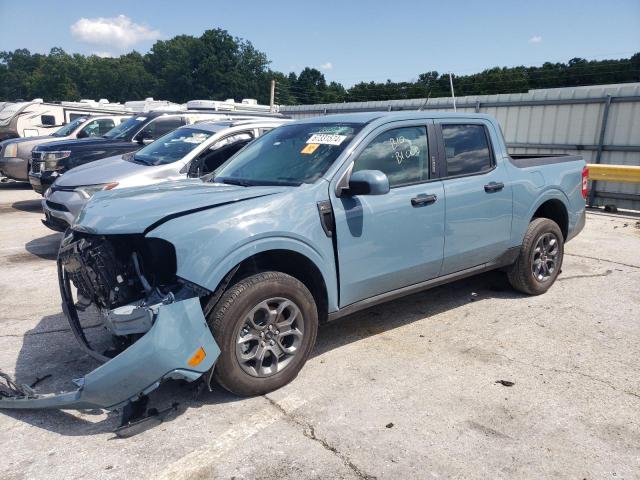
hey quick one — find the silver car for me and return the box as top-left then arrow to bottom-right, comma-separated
0,115 -> 129,181
42,118 -> 289,231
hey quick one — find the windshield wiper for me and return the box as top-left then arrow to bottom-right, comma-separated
131,155 -> 153,165
216,177 -> 254,187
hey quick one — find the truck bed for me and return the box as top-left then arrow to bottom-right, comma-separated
509,153 -> 583,168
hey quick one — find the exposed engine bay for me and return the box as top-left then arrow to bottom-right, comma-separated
57,231 -> 209,360
0,230 -> 220,417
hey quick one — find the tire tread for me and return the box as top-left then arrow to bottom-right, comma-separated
507,217 -> 564,295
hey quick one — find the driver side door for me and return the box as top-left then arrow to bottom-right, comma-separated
330,122 -> 445,307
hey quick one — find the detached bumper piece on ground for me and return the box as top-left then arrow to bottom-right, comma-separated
0,229 -> 221,415
0,298 -> 219,410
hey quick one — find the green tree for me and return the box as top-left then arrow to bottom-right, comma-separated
0,31 -> 637,105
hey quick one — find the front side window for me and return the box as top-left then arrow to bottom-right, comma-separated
81,119 -> 116,137
192,131 -> 255,176
353,126 -> 428,188
442,124 -> 493,176
214,122 -> 363,186
133,127 -> 214,166
52,117 -> 86,137
95,119 -> 115,135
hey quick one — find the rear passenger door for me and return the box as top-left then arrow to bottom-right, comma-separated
434,120 -> 512,274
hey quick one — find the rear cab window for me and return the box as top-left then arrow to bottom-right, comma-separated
441,124 -> 493,177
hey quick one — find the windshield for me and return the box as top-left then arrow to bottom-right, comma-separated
214,122 -> 363,186
103,116 -> 147,139
133,127 -> 214,166
52,117 -> 86,137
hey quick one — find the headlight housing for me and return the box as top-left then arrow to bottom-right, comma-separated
3,143 -> 17,157
75,182 -> 119,199
41,151 -> 71,171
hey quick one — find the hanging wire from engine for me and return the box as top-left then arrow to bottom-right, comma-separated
0,371 -> 35,398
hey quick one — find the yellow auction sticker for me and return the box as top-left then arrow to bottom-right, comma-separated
301,143 -> 320,154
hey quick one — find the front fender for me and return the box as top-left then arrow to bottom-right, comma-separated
146,187 -> 340,312
151,232 -> 339,313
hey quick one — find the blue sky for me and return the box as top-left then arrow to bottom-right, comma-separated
1,0 -> 638,85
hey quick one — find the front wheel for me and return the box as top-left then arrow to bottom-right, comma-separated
207,271 -> 318,397
507,218 -> 564,295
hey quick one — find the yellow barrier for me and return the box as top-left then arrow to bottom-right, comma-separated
587,164 -> 640,184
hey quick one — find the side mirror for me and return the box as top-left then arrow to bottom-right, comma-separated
347,170 -> 390,196
136,131 -> 152,145
76,129 -> 88,139
186,159 -> 202,178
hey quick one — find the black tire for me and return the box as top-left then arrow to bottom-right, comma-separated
507,218 -> 564,295
207,271 -> 318,397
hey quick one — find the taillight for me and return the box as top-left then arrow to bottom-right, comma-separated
581,166 -> 589,199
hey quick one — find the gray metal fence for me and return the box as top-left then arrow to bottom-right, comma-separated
281,83 -> 640,210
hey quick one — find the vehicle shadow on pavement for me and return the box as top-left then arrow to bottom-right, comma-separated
11,198 -> 42,213
312,270 -> 525,358
1,270 -> 525,437
0,181 -> 32,190
25,233 -> 62,260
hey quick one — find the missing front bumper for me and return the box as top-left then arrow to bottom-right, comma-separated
0,297 -> 219,410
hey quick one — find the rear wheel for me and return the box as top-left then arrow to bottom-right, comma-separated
507,218 -> 564,295
207,271 -> 318,397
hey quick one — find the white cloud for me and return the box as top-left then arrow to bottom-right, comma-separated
319,62 -> 333,70
529,35 -> 543,44
93,51 -> 114,58
71,15 -> 161,50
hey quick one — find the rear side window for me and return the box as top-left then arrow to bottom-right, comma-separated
442,124 -> 493,176
353,126 -> 428,188
141,117 -> 185,140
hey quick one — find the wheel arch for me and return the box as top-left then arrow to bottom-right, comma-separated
193,238 -> 337,323
530,198 -> 569,240
224,249 -> 329,323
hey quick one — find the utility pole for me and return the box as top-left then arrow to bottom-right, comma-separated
449,72 -> 456,112
269,79 -> 276,112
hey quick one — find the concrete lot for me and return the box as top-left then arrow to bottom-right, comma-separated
0,181 -> 638,480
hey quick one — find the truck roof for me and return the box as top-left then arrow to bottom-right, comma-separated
294,111 -> 495,125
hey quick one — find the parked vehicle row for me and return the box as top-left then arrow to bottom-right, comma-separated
30,111 -> 285,194
42,118 -> 289,231
0,99 -> 129,141
0,112 -> 587,418
0,97 -> 269,141
0,114 -> 131,182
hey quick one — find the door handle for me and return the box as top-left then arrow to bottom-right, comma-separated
484,182 -> 504,193
411,194 -> 437,207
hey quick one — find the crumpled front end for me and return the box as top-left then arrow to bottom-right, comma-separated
0,230 -> 219,411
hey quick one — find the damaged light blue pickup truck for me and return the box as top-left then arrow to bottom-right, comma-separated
0,112 -> 587,414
